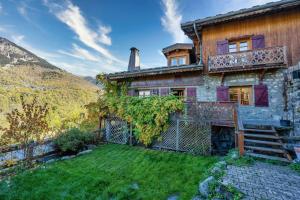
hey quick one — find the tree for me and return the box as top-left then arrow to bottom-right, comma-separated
0,95 -> 49,166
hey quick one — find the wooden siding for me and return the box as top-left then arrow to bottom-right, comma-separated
129,71 -> 203,88
200,8 -> 300,70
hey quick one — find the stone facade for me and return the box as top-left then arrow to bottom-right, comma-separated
198,69 -> 286,125
287,63 -> 300,135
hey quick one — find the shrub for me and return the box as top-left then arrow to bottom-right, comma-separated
54,128 -> 96,154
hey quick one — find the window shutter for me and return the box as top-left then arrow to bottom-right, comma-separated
216,86 -> 229,102
217,40 -> 229,55
252,35 -> 265,49
150,89 -> 159,96
187,87 -> 197,102
254,84 -> 269,107
160,88 -> 170,96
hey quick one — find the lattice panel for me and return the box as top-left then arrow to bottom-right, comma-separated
209,46 -> 287,72
178,121 -> 211,155
154,119 -> 211,155
105,117 -> 129,144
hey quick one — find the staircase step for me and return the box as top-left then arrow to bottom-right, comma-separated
244,139 -> 282,146
245,146 -> 285,153
244,128 -> 276,133
245,152 -> 291,163
244,133 -> 279,139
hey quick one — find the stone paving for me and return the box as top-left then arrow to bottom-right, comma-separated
222,162 -> 300,200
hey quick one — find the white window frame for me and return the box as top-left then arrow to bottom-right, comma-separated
138,90 -> 151,97
178,57 -> 186,65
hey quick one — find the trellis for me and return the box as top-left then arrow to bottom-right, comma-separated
104,117 -> 211,155
105,116 -> 129,144
153,119 -> 211,155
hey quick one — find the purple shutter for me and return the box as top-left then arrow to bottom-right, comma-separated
254,84 -> 269,107
252,35 -> 265,49
150,89 -> 159,96
217,40 -> 229,55
160,88 -> 170,96
187,87 -> 197,102
216,86 -> 229,102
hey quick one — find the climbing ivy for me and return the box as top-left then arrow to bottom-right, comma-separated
96,74 -> 184,145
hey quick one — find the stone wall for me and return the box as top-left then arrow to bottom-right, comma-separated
287,63 -> 300,136
198,69 -> 286,125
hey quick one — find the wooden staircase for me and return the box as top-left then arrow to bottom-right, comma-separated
242,125 -> 292,162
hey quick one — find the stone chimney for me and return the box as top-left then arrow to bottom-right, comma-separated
128,47 -> 140,71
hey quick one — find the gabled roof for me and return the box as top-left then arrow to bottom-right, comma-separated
162,43 -> 193,56
107,64 -> 203,80
182,0 -> 300,36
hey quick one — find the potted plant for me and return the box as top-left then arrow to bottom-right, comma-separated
280,113 -> 291,127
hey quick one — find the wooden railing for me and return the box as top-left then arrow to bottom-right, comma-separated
184,101 -> 237,127
208,46 -> 287,73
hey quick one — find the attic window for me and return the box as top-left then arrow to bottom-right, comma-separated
178,57 -> 186,65
170,56 -> 186,66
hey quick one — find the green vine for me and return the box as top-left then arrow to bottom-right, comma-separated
96,74 -> 184,145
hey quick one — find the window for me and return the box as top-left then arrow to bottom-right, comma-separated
171,58 -> 177,66
170,56 -> 187,66
229,43 -> 237,53
229,86 -> 253,106
171,88 -> 185,98
239,41 -> 248,51
228,40 -> 250,53
178,57 -> 186,65
138,90 -> 150,97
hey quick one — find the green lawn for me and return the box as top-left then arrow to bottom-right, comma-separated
0,144 -> 217,200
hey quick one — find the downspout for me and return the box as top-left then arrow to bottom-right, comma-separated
193,22 -> 203,65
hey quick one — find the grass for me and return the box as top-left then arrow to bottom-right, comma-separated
290,163 -> 300,174
0,144 -> 217,200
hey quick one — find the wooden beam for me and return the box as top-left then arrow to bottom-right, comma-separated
238,131 -> 245,156
259,69 -> 267,84
220,73 -> 225,85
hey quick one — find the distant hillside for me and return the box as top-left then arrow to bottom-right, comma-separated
0,37 -> 99,130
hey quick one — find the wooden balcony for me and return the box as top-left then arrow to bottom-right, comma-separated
208,46 -> 287,73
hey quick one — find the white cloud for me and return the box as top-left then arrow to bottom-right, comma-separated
161,0 -> 188,43
58,44 -> 100,62
43,0 -> 122,64
17,3 -> 29,20
11,35 -> 25,44
98,25 -> 112,46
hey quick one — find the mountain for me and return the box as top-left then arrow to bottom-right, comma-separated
83,76 -> 98,85
0,37 -> 99,130
0,37 -> 59,70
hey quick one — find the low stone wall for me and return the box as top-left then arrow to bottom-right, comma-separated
0,142 -> 55,166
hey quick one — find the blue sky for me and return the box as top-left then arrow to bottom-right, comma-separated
0,0 -> 279,76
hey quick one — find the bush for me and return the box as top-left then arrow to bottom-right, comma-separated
54,128 -> 96,154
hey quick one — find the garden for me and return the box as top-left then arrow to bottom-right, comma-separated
0,144 -> 217,200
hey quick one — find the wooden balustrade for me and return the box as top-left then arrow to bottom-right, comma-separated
208,46 -> 287,73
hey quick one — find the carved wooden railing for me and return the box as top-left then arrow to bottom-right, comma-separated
184,101 -> 237,127
209,46 -> 287,73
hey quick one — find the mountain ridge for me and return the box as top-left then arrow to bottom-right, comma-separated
0,37 -> 99,130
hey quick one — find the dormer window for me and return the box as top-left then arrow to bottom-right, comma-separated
170,56 -> 187,66
178,57 -> 186,65
171,58 -> 177,66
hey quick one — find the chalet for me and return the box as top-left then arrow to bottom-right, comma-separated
107,0 -> 300,161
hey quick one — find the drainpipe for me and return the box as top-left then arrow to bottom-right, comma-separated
193,22 -> 203,65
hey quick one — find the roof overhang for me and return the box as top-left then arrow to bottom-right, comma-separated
107,64 -> 203,80
181,0 -> 300,39
162,43 -> 193,56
